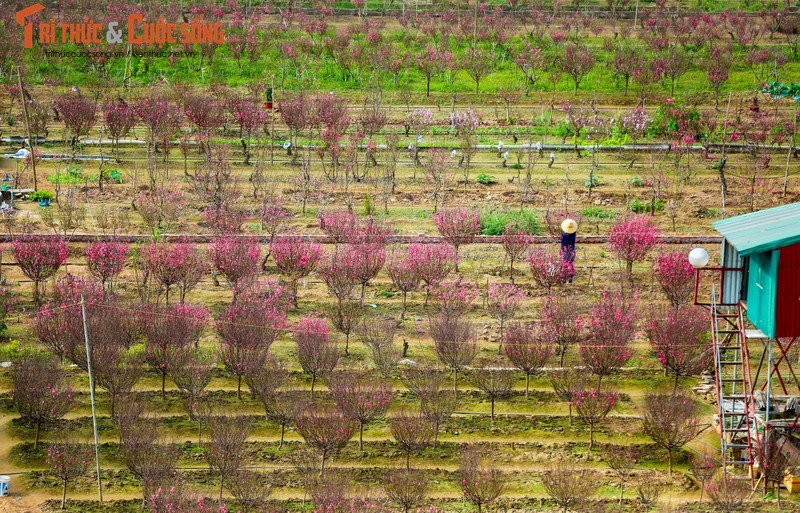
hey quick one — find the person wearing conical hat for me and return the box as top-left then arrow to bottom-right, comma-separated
560,219 -> 577,284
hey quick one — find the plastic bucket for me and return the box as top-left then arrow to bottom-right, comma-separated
0,475 -> 10,496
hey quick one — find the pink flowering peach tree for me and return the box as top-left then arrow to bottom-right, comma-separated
487,282 -> 525,349
580,292 -> 637,391
407,243 -> 458,307
653,251 -> 696,307
432,208 -> 481,270
13,235 -> 69,303
85,241 -> 129,294
646,305 -> 711,392
502,223 -> 531,284
527,248 -> 570,293
140,239 -> 206,304
607,214 -> 660,278
572,388 -> 617,450
329,370 -> 394,450
271,236 -> 323,308
386,248 -> 421,320
209,236 -> 261,299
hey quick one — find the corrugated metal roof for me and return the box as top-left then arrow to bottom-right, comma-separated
713,202 -> 800,256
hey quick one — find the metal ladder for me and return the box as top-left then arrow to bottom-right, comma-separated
711,293 -> 758,480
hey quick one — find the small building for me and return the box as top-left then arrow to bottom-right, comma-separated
713,202 -> 800,338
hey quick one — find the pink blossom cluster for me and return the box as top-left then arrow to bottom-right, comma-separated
448,109 -> 480,136
487,283 -> 525,325
607,214 -> 660,275
653,252 -> 696,307
13,235 -> 69,301
621,107 -> 650,137
140,239 -> 205,303
527,248 -> 570,291
148,487 -> 231,513
406,243 -> 458,289
271,237 -> 324,284
433,208 -> 481,251
134,185 -> 187,235
209,236 -> 261,296
646,305 -> 712,387
579,292 -> 637,382
428,277 -> 478,319
85,241 -> 129,291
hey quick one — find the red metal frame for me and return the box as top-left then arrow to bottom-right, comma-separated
759,337 -> 799,394
693,266 -> 744,308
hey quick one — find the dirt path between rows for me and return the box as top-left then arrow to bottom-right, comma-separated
0,494 -> 44,513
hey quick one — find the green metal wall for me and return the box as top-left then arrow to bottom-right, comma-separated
746,250 -> 779,338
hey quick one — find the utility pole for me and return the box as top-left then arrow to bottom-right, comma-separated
16,66 -> 37,190
81,295 -> 103,503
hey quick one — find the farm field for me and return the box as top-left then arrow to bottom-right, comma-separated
0,2 -> 799,513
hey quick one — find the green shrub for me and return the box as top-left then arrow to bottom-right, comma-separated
581,207 -> 617,220
362,194 -> 375,216
0,340 -> 41,362
476,174 -> 496,185
29,190 -> 54,201
480,209 -> 541,236
584,174 -> 601,188
47,166 -> 96,185
698,207 -> 722,218
102,169 -> 123,183
629,199 -> 665,213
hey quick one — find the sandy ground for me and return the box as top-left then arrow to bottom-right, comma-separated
0,495 -> 44,513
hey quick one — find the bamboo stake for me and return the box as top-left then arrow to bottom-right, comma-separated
16,66 -> 36,190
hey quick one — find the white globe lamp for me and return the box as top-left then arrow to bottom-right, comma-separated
688,248 -> 709,269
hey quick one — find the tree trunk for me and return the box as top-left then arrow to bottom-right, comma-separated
406,451 -> 411,471
62,479 -> 67,509
401,291 -> 407,320
359,423 -> 364,451
237,375 -> 242,400
320,453 -> 327,477
667,449 -> 672,476
279,424 -> 285,449
310,375 -> 316,399
525,373 -> 530,398
162,372 -> 166,399
589,423 -> 594,450
35,421 -> 41,450
219,475 -> 224,502
491,398 -> 495,422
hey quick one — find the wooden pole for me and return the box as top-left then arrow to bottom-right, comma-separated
81,295 -> 103,503
16,66 -> 36,190
270,75 -> 275,166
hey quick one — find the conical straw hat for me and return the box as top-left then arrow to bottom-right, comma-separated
561,219 -> 578,234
